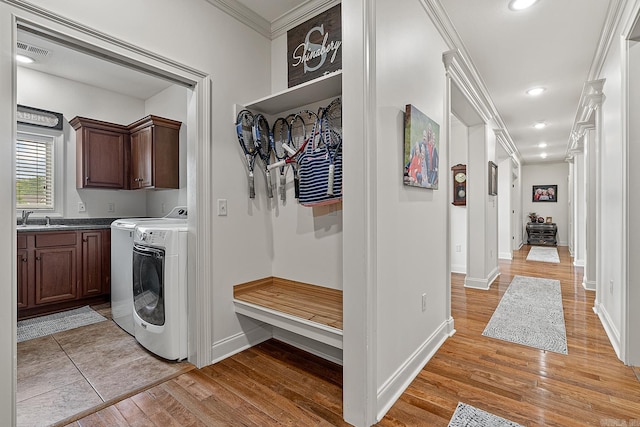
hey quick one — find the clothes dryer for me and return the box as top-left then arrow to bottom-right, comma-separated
132,222 -> 188,360
110,206 -> 187,335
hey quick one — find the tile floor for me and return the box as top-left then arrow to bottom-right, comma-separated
16,304 -> 193,427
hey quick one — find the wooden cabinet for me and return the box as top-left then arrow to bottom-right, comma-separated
128,115 -> 181,189
81,231 -> 103,297
17,234 -> 28,309
71,115 -> 181,190
70,117 -> 129,189
526,222 -> 558,246
18,229 -> 111,320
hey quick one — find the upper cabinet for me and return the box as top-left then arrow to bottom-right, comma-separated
71,114 -> 182,190
70,117 -> 129,189
128,116 -> 181,190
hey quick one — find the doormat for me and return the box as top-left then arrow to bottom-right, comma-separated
526,246 -> 560,263
448,402 -> 523,427
17,306 -> 107,343
482,275 -> 568,354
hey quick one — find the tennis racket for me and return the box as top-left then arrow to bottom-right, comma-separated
253,113 -> 274,198
271,116 -> 290,201
235,109 -> 257,198
320,98 -> 342,196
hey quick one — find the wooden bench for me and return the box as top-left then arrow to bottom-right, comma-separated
233,277 -> 343,349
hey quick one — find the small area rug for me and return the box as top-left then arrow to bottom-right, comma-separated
482,275 -> 568,354
526,246 -> 560,263
17,306 -> 107,343
448,402 -> 523,427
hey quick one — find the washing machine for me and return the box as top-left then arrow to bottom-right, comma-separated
110,206 -> 187,335
132,221 -> 188,360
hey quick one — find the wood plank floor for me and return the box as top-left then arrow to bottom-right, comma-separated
63,246 -> 640,426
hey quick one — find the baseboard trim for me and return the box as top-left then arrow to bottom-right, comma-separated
465,267 -> 500,290
594,301 -> 622,360
375,317 -> 453,422
450,264 -> 466,274
498,251 -> 512,260
573,259 -> 585,267
210,324 -> 272,364
582,278 -> 596,291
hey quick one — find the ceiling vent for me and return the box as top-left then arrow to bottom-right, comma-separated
17,41 -> 51,60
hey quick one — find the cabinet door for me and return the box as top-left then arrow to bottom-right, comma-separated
81,231 -> 103,297
81,127 -> 127,188
17,248 -> 29,309
35,247 -> 77,305
130,126 -> 153,189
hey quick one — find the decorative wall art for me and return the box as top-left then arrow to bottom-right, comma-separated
488,161 -> 498,196
403,104 -> 440,190
287,4 -> 342,88
17,104 -> 63,130
532,184 -> 557,202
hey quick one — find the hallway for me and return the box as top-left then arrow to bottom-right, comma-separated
63,246 -> 640,426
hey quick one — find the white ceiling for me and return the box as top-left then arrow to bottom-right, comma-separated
17,0 -> 611,165
17,29 -> 175,100
439,0 -> 610,164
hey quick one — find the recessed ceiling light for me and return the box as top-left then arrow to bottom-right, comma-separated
509,0 -> 539,11
16,54 -> 34,64
534,122 -> 546,129
538,142 -> 548,148
540,153 -> 548,159
526,87 -> 546,96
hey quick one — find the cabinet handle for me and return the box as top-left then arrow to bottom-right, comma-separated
85,176 -> 90,183
22,258 -> 27,262
35,256 -> 40,261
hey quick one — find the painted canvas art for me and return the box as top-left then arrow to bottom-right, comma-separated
403,104 -> 440,190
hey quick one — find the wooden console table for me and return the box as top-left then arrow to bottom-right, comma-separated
526,222 -> 557,246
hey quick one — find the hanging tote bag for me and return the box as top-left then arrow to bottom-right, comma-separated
297,141 -> 343,207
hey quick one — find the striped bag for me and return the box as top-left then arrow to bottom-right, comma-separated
298,142 -> 343,207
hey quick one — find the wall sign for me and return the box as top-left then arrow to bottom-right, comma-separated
287,4 -> 342,88
17,105 -> 63,130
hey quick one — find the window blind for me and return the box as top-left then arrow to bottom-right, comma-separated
16,132 -> 54,210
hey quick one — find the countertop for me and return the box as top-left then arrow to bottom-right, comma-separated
16,218 -> 116,232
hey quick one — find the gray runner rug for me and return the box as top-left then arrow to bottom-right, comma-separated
482,275 -> 568,354
17,306 -> 107,343
526,246 -> 560,263
448,403 -> 523,427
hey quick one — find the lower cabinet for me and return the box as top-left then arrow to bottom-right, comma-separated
18,229 -> 111,320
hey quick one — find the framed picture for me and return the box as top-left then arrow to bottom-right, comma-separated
488,161 -> 498,196
403,104 -> 440,190
532,184 -> 557,202
545,216 -> 553,223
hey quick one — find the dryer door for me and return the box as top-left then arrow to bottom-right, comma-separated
133,243 -> 165,326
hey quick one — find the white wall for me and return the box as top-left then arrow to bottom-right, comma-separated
498,157 -> 512,260
17,67 -> 148,218
598,34 -> 625,356
522,162 -> 569,245
450,115 -> 467,273
374,0 -> 450,417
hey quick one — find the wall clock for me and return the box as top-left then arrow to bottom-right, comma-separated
451,164 -> 466,206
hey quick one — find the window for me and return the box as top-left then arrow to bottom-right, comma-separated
16,131 -> 54,210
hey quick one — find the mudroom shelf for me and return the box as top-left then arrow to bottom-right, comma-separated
243,70 -> 342,114
233,277 -> 343,349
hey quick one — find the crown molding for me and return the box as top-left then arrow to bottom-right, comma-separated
567,78 -> 605,159
587,0 -> 626,81
271,0 -> 340,39
204,0 -> 271,39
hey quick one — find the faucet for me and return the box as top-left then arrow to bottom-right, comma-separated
45,216 -> 51,226
21,210 -> 34,226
